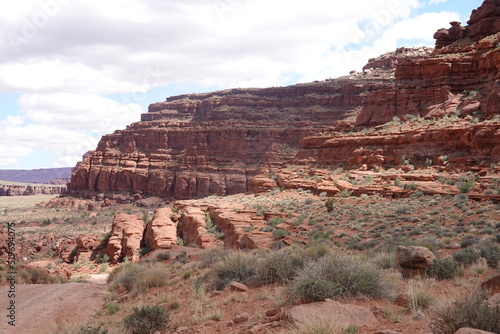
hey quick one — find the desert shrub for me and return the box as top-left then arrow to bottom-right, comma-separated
17,268 -> 66,284
304,240 -> 332,260
370,251 -> 396,269
50,322 -> 108,334
426,258 -> 459,280
477,244 -> 500,268
325,198 -> 335,213
108,262 -> 170,294
339,189 -> 353,198
289,251 -> 393,303
206,252 -> 257,290
254,248 -> 306,285
122,305 -> 169,334
156,251 -> 171,261
272,228 -> 290,239
405,281 -> 435,319
452,248 -> 480,267
395,206 -> 411,215
78,323 -> 108,334
460,236 -> 479,248
198,248 -> 229,269
267,216 -> 286,226
174,251 -> 188,264
104,302 -> 119,315
404,183 -> 417,190
457,179 -> 475,193
412,236 -> 440,252
430,289 -> 500,334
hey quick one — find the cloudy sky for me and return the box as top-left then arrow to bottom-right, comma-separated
0,0 -> 484,170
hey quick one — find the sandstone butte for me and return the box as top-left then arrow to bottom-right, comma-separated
67,0 -> 500,201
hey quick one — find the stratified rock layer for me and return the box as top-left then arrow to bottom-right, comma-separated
357,0 -> 500,126
68,75 -> 393,199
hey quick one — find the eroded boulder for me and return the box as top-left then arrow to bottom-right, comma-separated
286,299 -> 378,329
144,208 -> 178,251
396,245 -> 436,277
105,214 -> 145,263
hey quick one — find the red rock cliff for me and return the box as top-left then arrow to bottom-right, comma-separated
68,74 -> 394,199
356,0 -> 500,126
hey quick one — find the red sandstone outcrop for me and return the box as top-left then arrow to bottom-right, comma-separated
396,246 -> 436,277
297,123 -> 500,170
178,206 -> 216,249
357,1 -> 500,126
67,72 -> 393,199
209,208 -> 274,249
105,214 -> 145,263
0,184 -> 65,196
285,299 -> 378,329
144,207 -> 178,250
363,47 -> 432,71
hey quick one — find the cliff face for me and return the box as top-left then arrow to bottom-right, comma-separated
297,0 -> 500,171
0,184 -> 66,196
356,0 -> 500,126
68,0 -> 500,199
67,74 -> 394,199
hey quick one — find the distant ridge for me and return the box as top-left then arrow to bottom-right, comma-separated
0,168 -> 72,184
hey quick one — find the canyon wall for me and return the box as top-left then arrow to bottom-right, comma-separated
356,0 -> 500,126
68,73 -> 395,199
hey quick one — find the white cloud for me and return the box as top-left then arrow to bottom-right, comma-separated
0,0 -> 424,92
372,11 -> 461,54
0,117 -> 99,168
0,0 -> 478,169
19,93 -> 143,133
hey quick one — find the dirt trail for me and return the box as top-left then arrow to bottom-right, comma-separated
0,282 -> 106,334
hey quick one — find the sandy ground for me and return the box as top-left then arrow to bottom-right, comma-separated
0,282 -> 107,334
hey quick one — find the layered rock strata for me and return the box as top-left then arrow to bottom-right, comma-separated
68,74 -> 393,199
0,184 -> 65,196
356,0 -> 500,126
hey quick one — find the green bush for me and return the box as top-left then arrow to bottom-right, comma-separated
17,268 -> 66,284
460,236 -> 478,248
108,262 -> 170,294
452,248 -> 480,267
78,323 -> 108,334
430,290 -> 500,334
123,305 -> 169,334
104,302 -> 119,315
478,244 -> 500,268
426,258 -> 459,280
206,252 -> 257,290
156,251 -> 171,261
289,251 -> 393,303
457,179 -> 475,193
325,198 -> 335,213
198,248 -> 229,269
254,248 -> 305,285
272,228 -> 290,239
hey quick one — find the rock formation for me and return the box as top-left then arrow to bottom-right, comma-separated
0,184 -> 66,196
66,0 -> 500,201
105,214 -> 145,263
296,123 -> 500,170
357,1 -> 500,126
144,207 -> 178,250
67,71 -> 397,199
177,206 -> 216,249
